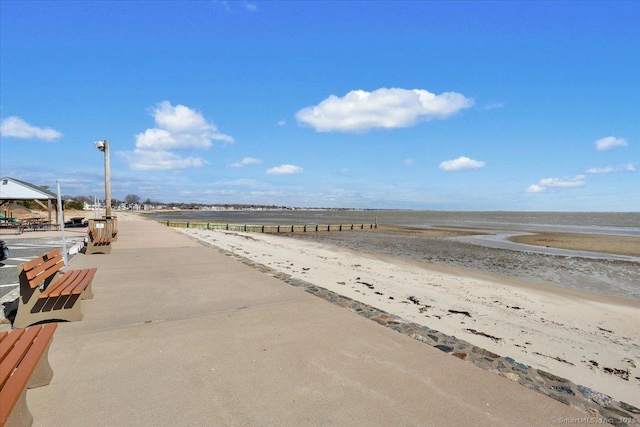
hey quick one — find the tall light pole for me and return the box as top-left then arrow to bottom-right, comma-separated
94,140 -> 111,217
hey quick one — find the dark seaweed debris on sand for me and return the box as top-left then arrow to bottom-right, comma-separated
284,230 -> 640,301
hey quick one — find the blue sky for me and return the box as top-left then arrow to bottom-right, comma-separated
1,1 -> 638,211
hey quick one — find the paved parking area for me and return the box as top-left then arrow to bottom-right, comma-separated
0,235 -> 85,299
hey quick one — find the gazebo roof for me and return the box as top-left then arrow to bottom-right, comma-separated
0,177 -> 57,201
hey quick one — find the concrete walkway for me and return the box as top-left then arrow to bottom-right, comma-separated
23,215 -> 582,426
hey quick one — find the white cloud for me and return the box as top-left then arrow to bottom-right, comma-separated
277,120 -> 286,126
296,87 -> 473,133
0,116 -> 63,141
231,157 -> 262,168
526,184 -> 546,193
586,163 -> 635,174
404,158 -> 414,166
595,136 -> 628,151
527,174 -> 585,193
123,101 -> 233,171
483,102 -> 505,110
214,1 -> 256,12
244,2 -> 257,12
213,1 -> 230,11
439,156 -> 485,171
266,164 -> 303,175
119,149 -> 206,171
135,101 -> 233,150
585,166 -> 614,174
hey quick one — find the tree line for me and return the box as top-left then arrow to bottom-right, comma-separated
14,193 -> 149,211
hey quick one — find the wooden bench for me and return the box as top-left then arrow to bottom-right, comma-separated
13,249 -> 97,328
0,323 -> 57,427
86,229 -> 112,255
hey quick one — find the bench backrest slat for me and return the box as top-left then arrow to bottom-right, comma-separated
20,248 -> 61,271
24,254 -> 64,284
19,249 -> 65,288
42,248 -> 61,260
22,248 -> 62,267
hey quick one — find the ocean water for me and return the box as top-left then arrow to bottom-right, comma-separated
149,210 -> 640,236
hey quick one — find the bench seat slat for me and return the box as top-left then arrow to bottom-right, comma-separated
67,268 -> 97,295
0,327 -> 40,390
59,270 -> 89,296
40,268 -> 96,298
39,270 -> 82,298
0,330 -> 25,364
0,324 -> 57,425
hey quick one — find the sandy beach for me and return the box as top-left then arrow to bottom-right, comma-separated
375,224 -> 640,258
176,226 -> 640,406
508,232 -> 640,258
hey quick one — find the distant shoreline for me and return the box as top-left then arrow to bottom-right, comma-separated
14,207 -> 640,257
142,210 -> 640,258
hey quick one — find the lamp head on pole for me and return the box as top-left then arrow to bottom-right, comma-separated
94,140 -> 107,152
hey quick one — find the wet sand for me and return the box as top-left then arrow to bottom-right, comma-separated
376,224 -> 640,257
508,232 -> 640,258
283,227 -> 640,302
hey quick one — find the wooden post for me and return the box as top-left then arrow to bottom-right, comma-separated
48,199 -> 54,226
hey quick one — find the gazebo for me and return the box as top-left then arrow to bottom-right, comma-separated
0,176 -> 61,225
